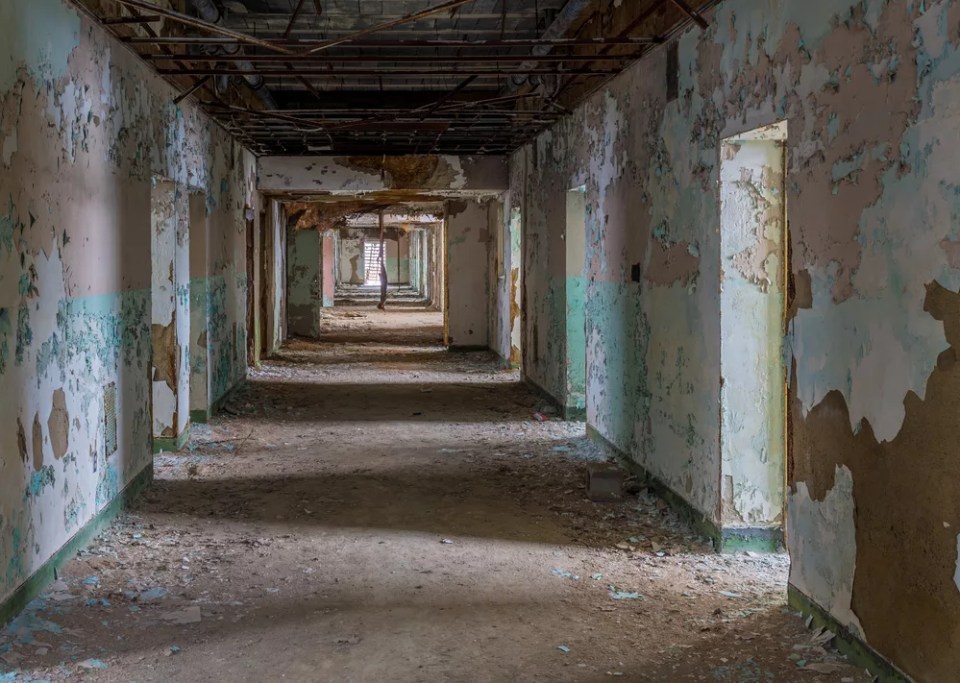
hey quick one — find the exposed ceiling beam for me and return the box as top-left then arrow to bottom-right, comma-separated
667,0 -> 709,30
111,0 -> 295,54
302,0 -> 480,54
159,67 -> 620,77
143,53 -> 644,63
122,37 -> 658,47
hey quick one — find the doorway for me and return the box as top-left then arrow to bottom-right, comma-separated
565,187 -> 587,420
718,121 -> 789,542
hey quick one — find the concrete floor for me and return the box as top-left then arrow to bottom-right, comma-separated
0,309 -> 869,682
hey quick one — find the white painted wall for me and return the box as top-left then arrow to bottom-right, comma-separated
719,133 -> 786,528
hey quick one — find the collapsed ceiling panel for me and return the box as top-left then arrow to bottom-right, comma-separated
70,0 -> 716,155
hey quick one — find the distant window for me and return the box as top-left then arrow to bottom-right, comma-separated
363,241 -> 383,285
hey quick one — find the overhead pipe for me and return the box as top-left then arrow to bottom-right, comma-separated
510,0 -> 593,91
187,0 -> 277,109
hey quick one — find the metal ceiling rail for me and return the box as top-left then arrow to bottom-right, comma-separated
120,37 -> 660,47
300,0 -> 480,54
111,0 -> 296,54
142,53 -> 645,63
159,67 -> 622,76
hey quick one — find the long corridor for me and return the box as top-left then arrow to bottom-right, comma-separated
1,310 -> 866,682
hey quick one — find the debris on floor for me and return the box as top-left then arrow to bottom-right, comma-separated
0,309 -> 872,682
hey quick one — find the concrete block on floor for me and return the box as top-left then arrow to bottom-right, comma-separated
586,462 -> 624,502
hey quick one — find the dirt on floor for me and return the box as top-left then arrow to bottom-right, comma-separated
0,308 -> 871,682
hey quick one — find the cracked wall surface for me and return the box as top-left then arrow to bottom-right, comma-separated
509,0 -> 960,678
0,0 -> 256,607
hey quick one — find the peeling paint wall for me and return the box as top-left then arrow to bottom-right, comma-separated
286,227 -> 320,338
258,155 -> 508,195
188,192 -> 210,420
339,237 -> 364,285
446,199 -> 493,349
150,179 -> 189,443
719,131 -> 786,528
509,0 -> 960,678
320,231 -> 335,308
0,0 -> 255,608
490,197 -> 524,368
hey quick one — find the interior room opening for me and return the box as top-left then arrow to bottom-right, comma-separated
718,121 -> 789,547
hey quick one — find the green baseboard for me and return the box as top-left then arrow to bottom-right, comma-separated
0,463 -> 154,629
719,525 -> 783,553
190,408 -> 209,424
523,375 -> 586,422
210,376 -> 246,416
152,423 -> 191,454
586,425 -> 781,553
788,585 -> 912,682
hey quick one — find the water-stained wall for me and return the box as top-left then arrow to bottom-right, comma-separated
446,199 -> 493,349
0,0 -> 255,609
510,0 -> 960,678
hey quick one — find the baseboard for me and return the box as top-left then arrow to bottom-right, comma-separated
788,585 -> 913,683
189,408 -> 209,424
211,376 -> 246,416
0,463 -> 154,629
719,525 -> 783,553
152,423 -> 191,454
523,375 -> 586,422
448,344 -> 488,352
586,425 -> 780,552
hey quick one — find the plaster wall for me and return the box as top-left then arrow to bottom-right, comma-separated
719,133 -> 787,528
320,231 -> 335,308
188,192 -> 210,419
509,0 -> 960,678
258,155 -> 508,194
287,227 -> 320,338
0,0 -> 255,608
446,199 -> 492,349
339,237 -> 364,285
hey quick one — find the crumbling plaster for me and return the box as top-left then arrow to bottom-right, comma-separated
510,0 -> 960,678
0,0 -> 256,608
258,155 -> 508,196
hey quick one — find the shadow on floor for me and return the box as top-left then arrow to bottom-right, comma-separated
139,462 -> 589,545
230,380 -> 534,424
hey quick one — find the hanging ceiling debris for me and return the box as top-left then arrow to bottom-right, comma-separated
69,0 -> 716,155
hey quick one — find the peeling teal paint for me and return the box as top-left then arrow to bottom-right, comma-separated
15,303 -> 31,366
25,467 -> 54,499
0,0 -> 81,92
0,308 -> 11,374
0,197 -> 15,254
565,275 -> 587,413
95,463 -> 119,509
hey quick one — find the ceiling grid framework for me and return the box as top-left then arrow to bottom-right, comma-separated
69,0 -> 717,155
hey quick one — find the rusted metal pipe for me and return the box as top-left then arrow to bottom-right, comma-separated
303,0 -> 480,54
